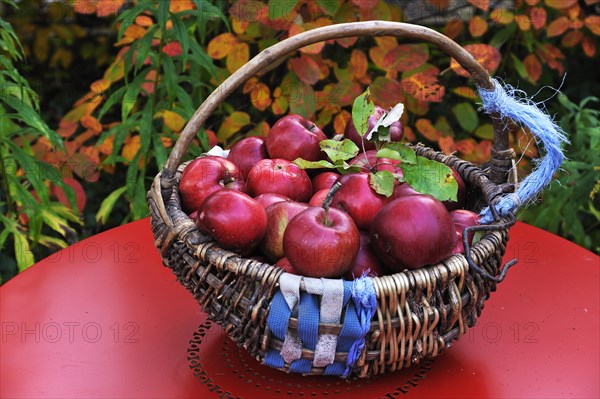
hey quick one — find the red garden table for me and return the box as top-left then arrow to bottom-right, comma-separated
1,218 -> 598,398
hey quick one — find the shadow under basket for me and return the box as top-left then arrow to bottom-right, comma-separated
148,21 -> 524,378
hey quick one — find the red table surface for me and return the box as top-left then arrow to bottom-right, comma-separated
1,219 -> 598,399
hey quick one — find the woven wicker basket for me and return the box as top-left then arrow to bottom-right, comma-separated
148,21 -> 522,378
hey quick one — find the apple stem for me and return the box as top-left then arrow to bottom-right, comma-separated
322,181 -> 342,226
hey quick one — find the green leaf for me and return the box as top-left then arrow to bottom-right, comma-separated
377,142 -> 417,164
189,39 -> 217,75
96,186 -> 127,224
489,24 -> 516,48
6,142 -> 50,203
40,209 -> 75,238
369,170 -> 395,198
293,159 -> 336,170
132,177 -> 148,220
268,0 -> 298,20
401,156 -> 458,202
317,0 -> 340,15
474,124 -> 494,140
157,0 -> 170,34
319,139 -> 359,163
153,135 -> 168,170
452,102 -> 478,133
38,235 -> 68,249
171,16 -> 189,69
352,87 -> 375,138
97,86 -> 127,120
510,54 -> 529,80
13,231 -> 34,271
122,82 -> 140,121
117,2 -> 151,40
135,25 -> 158,72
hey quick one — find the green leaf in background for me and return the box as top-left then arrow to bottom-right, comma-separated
474,123 -> 494,140
352,87 -> 375,138
268,0 -> 298,20
157,0 -> 170,34
369,170 -> 395,198
452,102 -> 478,133
376,142 -> 417,164
135,25 -> 158,72
320,139 -> 359,162
402,156 -> 458,202
13,231 -> 34,271
317,0 -> 340,15
117,2 -> 151,40
510,54 -> 529,80
96,186 -> 127,224
171,15 -> 190,69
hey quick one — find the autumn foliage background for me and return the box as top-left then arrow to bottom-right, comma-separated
1,0 -> 599,282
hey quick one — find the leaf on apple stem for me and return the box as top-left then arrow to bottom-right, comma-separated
376,142 -> 417,164
369,170 -> 395,198
293,159 -> 336,169
352,87 -> 375,138
401,156 -> 458,202
366,103 -> 405,142
319,139 -> 359,162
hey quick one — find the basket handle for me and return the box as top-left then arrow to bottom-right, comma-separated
163,21 -> 508,177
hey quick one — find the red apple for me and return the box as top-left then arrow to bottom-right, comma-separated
343,232 -> 384,280
370,195 -> 456,271
246,159 -> 312,202
348,150 -> 403,176
344,106 -> 404,151
330,173 -> 390,230
52,177 -> 86,213
195,190 -> 266,255
283,207 -> 360,278
450,209 -> 480,245
311,171 -> 340,194
227,137 -> 269,179
179,156 -> 246,214
452,231 -> 465,255
442,168 -> 467,211
266,114 -> 327,162
275,257 -> 298,275
308,189 -> 330,207
254,193 -> 289,209
392,182 -> 420,199
260,201 -> 309,262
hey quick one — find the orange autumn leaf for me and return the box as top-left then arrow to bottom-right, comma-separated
525,0 -> 539,5
290,55 -> 321,85
524,54 -> 542,82
546,0 -> 577,9
584,15 -> 600,35
562,30 -> 584,47
141,70 -> 157,95
271,87 -> 289,115
207,33 -> 238,59
162,42 -> 182,57
439,136 -> 456,155
115,24 -> 146,45
452,86 -> 478,100
170,0 -> 195,13
350,50 -> 368,78
547,17 -> 571,37
467,0 -> 489,11
217,111 -> 251,142
515,15 -> 531,31
97,136 -> 114,156
226,42 -> 249,73
369,46 -> 388,71
96,0 -> 124,16
89,79 -> 110,95
248,83 -> 271,111
288,24 -> 326,55
384,44 -> 429,72
374,36 -> 398,51
415,119 -> 441,141
80,115 -> 102,134
444,20 -> 464,39
57,120 -> 78,138
427,0 -> 450,9
451,44 -> 501,77
402,73 -> 445,103
135,15 -> 153,27
469,16 -> 488,37
582,36 -> 597,57
72,0 -> 96,14
333,110 -> 351,134
530,7 -> 547,30
122,135 -> 141,161
455,138 -> 476,155
163,110 -> 186,131
370,77 -> 405,109
490,9 -> 514,24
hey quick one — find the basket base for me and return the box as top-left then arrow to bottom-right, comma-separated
187,320 -> 438,397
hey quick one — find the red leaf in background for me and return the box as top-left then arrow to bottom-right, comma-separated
290,55 -> 321,85
96,0 -> 124,16
444,20 -> 464,39
450,44 -> 501,77
162,42 -> 182,57
52,177 -> 87,213
547,17 -> 571,37
415,119 -> 441,141
455,138 -> 476,155
537,44 -> 565,74
352,0 -> 378,9
582,36 -> 597,57
468,0 -> 489,11
530,7 -> 547,30
584,15 -> 600,35
350,50 -> 368,78
371,77 -> 405,109
402,73 -> 445,103
546,0 -> 577,9
524,54 -> 542,82
427,0 -> 450,9
525,0 -> 539,5
80,115 -> 102,134
384,44 -> 429,72
439,136 -> 456,155
141,70 -> 157,95
562,30 -> 584,48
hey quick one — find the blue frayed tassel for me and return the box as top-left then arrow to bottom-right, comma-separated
342,273 -> 377,378
477,78 -> 569,223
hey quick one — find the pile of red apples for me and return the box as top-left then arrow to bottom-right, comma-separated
180,110 -> 480,279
